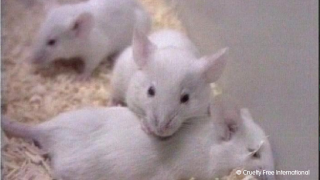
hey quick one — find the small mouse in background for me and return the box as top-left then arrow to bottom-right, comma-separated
110,28 -> 228,137
28,0 -> 151,80
2,105 -> 274,180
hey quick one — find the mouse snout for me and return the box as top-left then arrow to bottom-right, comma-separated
159,116 -> 174,132
29,50 -> 47,64
153,113 -> 178,137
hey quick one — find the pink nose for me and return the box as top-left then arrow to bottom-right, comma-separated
157,121 -> 171,135
32,55 -> 44,64
29,50 -> 47,64
158,128 -> 165,134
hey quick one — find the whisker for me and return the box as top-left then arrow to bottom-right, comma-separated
129,103 -> 146,118
265,135 -> 270,140
247,140 -> 265,157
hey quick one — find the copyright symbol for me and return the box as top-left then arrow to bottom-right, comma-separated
236,170 -> 242,175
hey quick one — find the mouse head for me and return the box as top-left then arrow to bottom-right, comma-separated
237,109 -> 275,180
29,1 -> 94,64
210,108 -> 275,180
127,29 -> 228,137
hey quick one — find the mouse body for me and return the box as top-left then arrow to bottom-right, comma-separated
2,104 -> 274,180
30,0 -> 151,79
111,28 -> 228,137
2,107 -> 215,180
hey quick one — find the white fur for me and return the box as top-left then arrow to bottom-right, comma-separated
209,95 -> 275,180
31,0 -> 151,78
210,108 -> 276,180
144,29 -> 200,56
111,29 -> 228,137
110,29 -> 199,105
2,106 -> 274,180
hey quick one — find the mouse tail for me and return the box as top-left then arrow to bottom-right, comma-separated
1,116 -> 41,142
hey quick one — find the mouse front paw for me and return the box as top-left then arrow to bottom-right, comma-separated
108,98 -> 126,107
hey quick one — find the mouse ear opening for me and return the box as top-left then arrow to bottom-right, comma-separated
197,47 -> 228,83
69,12 -> 94,38
213,95 -> 243,140
70,12 -> 94,39
132,27 -> 156,69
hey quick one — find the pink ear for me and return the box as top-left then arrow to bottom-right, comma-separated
132,28 -> 156,69
214,95 -> 243,140
198,47 -> 228,83
215,95 -> 242,124
71,12 -> 94,38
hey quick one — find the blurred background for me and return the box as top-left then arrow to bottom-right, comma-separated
166,0 -> 319,179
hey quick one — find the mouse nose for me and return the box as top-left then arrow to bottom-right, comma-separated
157,115 -> 175,135
154,121 -> 169,136
159,120 -> 171,132
153,115 -> 159,127
30,50 -> 47,64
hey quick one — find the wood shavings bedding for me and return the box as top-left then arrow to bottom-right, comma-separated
1,0 -> 252,179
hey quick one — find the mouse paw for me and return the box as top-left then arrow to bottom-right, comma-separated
108,98 -> 125,107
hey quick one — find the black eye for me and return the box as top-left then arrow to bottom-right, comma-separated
47,39 -> 56,46
147,86 -> 155,97
180,94 -> 189,104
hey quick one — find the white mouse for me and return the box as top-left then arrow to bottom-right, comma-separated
2,105 -> 274,180
110,29 -> 200,105
29,0 -> 151,80
214,109 -> 275,180
110,28 -> 228,137
2,107 -> 216,180
210,96 -> 276,180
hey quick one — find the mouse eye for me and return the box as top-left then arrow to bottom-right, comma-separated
47,39 -> 56,46
147,86 -> 155,97
180,94 -> 189,104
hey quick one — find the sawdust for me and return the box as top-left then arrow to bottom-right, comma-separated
1,0 -> 251,179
